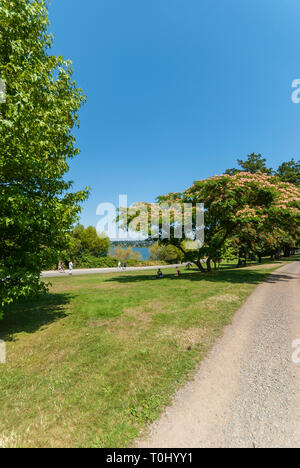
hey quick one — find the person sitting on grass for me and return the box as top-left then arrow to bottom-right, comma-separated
157,268 -> 164,279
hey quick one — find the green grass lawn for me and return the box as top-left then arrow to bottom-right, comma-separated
0,260 -> 292,447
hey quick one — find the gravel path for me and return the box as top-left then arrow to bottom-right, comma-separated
41,264 -> 184,278
138,261 -> 300,448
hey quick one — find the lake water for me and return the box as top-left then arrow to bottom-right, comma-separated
132,247 -> 150,261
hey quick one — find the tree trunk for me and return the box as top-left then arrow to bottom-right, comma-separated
206,258 -> 212,272
275,249 -> 281,260
258,254 -> 262,264
194,260 -> 206,273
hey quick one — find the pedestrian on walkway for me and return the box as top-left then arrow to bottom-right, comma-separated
69,261 -> 73,275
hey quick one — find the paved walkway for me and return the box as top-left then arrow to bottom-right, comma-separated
41,264 -> 185,278
137,261 -> 300,448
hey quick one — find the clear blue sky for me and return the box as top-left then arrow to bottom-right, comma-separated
48,0 -> 300,227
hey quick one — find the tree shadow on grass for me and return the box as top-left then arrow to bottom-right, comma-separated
0,293 -> 71,342
104,267 -> 295,287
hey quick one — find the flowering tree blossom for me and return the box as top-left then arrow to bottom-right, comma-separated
119,172 -> 300,272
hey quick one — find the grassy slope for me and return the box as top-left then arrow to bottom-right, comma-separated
0,260 -> 290,447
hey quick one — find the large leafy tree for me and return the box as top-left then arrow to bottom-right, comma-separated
0,0 -> 88,315
120,173 -> 300,272
225,154 -> 300,261
182,173 -> 300,270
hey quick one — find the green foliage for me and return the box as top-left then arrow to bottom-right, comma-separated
226,153 -> 273,175
219,239 -> 237,261
72,255 -> 118,269
113,246 -> 142,262
276,159 -> 300,185
0,0 -> 88,315
149,242 -> 184,264
237,153 -> 273,175
70,225 -> 110,259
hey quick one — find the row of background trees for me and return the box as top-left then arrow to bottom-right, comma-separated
59,154 -> 300,271
56,224 -> 184,269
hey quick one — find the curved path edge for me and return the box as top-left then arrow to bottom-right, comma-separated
137,261 -> 300,448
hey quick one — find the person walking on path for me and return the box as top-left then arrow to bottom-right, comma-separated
118,261 -> 122,270
69,261 -> 73,275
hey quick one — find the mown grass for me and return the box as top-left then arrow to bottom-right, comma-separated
0,260 -> 292,447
